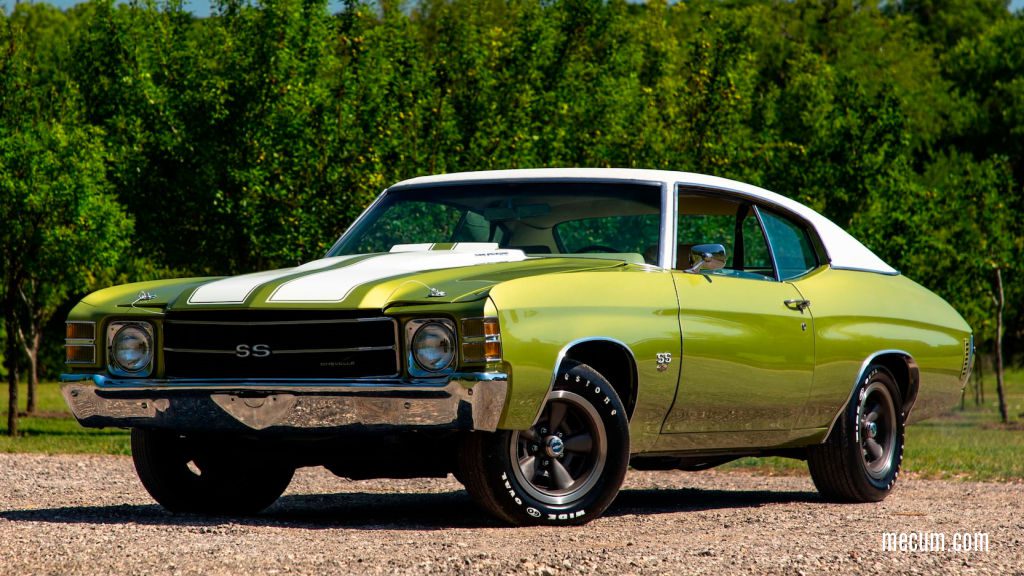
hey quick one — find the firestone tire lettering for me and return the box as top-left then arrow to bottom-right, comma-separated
458,361 -> 630,526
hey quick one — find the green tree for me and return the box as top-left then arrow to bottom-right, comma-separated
0,123 -> 132,432
887,0 -> 1010,46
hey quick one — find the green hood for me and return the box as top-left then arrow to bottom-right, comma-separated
84,250 -> 630,312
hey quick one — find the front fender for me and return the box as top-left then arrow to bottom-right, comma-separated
488,266 -> 681,452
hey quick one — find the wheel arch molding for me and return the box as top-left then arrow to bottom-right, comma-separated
536,337 -> 639,426
823,349 -> 920,441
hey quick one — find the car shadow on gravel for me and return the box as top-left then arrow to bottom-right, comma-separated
607,486 -> 821,518
0,485 -> 820,529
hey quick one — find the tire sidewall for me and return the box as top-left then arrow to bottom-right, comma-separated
480,362 -> 630,525
847,367 -> 905,496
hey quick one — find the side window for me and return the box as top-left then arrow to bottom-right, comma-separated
759,209 -> 819,280
677,194 -> 773,280
740,211 -> 772,273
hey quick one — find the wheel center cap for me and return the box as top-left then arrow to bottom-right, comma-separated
867,421 -> 878,438
545,436 -> 564,458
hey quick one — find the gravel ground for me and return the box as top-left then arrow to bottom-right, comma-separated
0,453 -> 1020,575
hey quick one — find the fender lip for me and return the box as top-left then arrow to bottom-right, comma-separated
821,350 -> 919,442
533,336 -> 638,427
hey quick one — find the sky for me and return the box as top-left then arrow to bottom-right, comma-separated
12,0 -> 1024,19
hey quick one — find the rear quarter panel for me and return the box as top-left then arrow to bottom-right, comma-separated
792,267 -> 970,430
487,265 -> 681,452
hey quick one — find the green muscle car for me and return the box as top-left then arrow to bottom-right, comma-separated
61,169 -> 973,525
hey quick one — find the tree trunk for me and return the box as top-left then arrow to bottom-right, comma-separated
24,326 -> 39,415
993,267 -> 1008,425
975,354 -> 984,406
4,315 -> 18,437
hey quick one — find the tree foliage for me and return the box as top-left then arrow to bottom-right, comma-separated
0,0 -> 1022,399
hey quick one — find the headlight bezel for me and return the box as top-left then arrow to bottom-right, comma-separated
107,321 -> 155,377
406,318 -> 457,376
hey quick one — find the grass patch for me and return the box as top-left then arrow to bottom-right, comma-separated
723,368 -> 1024,481
0,381 -> 130,455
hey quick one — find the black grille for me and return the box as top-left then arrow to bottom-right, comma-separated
163,311 -> 399,379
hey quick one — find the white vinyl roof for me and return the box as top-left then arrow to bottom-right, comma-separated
393,168 -> 898,275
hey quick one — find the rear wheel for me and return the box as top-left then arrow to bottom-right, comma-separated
807,365 -> 905,502
131,429 -> 294,515
458,361 -> 629,525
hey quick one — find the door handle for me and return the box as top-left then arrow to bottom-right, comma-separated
784,299 -> 811,312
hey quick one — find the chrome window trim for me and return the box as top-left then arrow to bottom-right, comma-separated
661,182 -> 677,270
330,177 -> 667,260
325,187 -> 391,257
828,265 -> 901,277
674,185 -> 783,280
675,183 -> 827,262
751,205 -> 782,281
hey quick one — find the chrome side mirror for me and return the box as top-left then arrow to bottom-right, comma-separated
685,244 -> 727,273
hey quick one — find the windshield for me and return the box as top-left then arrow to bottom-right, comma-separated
329,181 -> 663,264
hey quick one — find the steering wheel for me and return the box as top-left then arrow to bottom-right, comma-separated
574,245 -> 619,254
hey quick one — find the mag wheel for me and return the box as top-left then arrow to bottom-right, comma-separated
458,361 -> 629,526
807,365 -> 905,502
131,428 -> 294,515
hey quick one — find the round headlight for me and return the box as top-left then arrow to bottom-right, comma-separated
112,324 -> 153,373
412,322 -> 456,372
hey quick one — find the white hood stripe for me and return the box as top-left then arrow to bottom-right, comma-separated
268,250 -> 527,303
187,256 -> 358,304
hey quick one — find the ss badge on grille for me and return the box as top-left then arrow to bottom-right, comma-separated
235,344 -> 271,358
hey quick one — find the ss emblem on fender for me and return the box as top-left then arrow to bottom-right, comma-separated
236,344 -> 271,358
656,352 -> 672,372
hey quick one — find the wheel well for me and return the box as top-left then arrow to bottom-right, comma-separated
872,352 -> 920,416
564,340 -> 638,420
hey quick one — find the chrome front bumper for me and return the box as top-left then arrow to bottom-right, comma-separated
59,373 -> 508,433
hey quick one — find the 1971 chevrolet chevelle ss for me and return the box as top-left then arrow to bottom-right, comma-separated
62,169 -> 973,525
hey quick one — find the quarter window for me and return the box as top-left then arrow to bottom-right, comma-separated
759,209 -> 819,280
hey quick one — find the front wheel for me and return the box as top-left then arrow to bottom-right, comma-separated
131,429 -> 294,515
458,361 -> 630,525
807,365 -> 905,502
